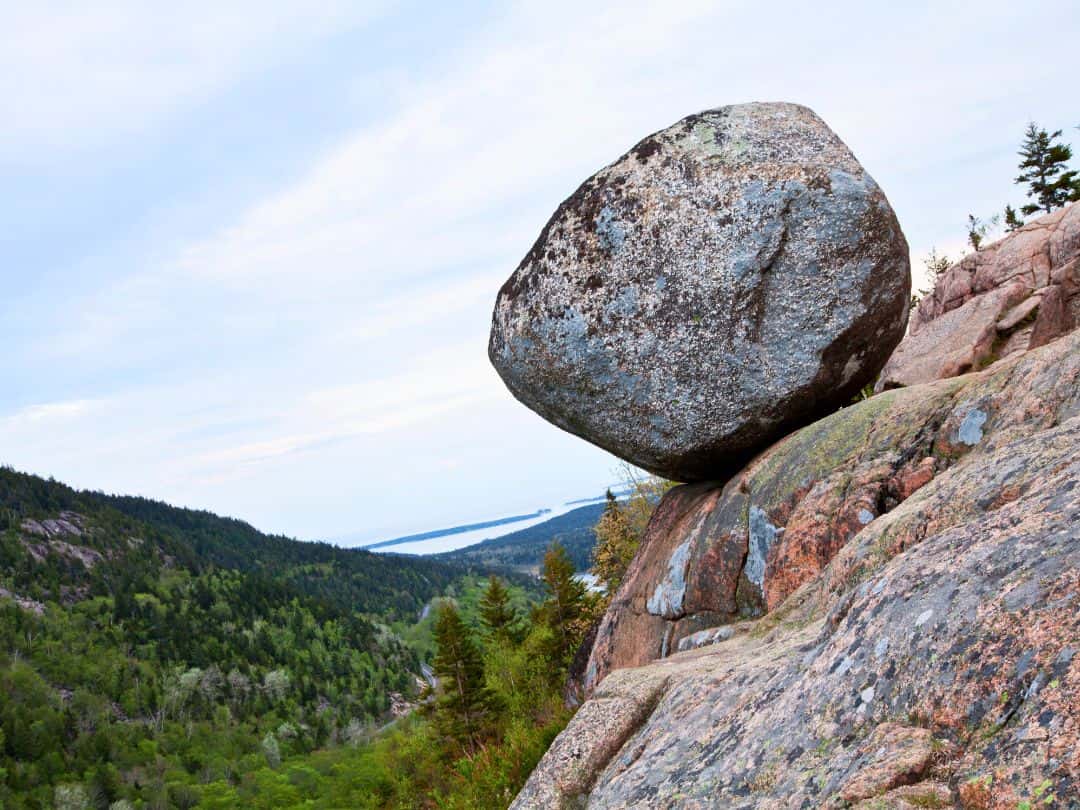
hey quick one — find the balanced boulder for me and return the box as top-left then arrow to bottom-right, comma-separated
489,102 -> 911,481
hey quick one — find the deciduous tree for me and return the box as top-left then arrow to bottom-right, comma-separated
591,491 -> 638,595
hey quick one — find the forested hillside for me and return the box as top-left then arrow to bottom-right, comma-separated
224,547 -> 601,809
2,469 -> 488,622
0,465 -> 525,808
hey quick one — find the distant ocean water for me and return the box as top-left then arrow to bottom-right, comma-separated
365,496 -> 607,556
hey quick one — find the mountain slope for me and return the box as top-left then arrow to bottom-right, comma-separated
0,465 -> 516,809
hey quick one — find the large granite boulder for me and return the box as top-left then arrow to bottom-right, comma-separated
514,328 -> 1080,809
879,203 -> 1079,390
490,103 -> 911,482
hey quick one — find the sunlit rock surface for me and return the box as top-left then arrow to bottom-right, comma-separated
490,102 -> 910,481
880,203 -> 1079,389
514,328 -> 1080,809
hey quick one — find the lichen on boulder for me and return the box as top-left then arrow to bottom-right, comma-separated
490,102 -> 911,482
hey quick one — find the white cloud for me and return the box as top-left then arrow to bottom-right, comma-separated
332,272 -> 502,343
0,1 -> 384,157
190,341 -> 501,472
0,398 -> 103,429
171,0 -> 734,291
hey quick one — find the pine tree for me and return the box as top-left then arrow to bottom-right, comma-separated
431,603 -> 497,754
591,490 -> 638,595
1015,123 -> 1079,216
538,543 -> 590,667
1004,204 -> 1023,232
478,575 -> 517,641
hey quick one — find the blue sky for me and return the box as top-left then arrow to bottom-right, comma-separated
2,0 -> 1077,544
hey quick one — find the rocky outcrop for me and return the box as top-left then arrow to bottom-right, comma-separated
0,586 -> 45,616
19,511 -> 106,569
582,326 -> 1080,692
21,511 -> 86,539
514,328 -> 1080,809
490,102 -> 910,482
879,204 -> 1079,390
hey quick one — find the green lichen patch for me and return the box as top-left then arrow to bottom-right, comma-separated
749,392 -> 896,505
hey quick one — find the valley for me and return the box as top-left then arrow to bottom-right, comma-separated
0,465 -> 560,808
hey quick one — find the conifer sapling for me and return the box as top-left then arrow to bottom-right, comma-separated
1015,123 -> 1080,215
431,602 -> 498,754
478,575 -> 518,642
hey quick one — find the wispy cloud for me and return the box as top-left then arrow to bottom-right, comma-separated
332,273 -> 504,344
1,2 -> 385,158
191,341 -> 501,472
0,399 -> 104,429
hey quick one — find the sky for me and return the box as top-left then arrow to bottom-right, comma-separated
3,0 -> 1078,544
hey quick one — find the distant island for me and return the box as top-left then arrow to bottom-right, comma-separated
435,501 -> 607,572
360,508 -> 554,550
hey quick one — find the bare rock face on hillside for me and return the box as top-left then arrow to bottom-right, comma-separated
581,325 -> 1080,692
513,327 -> 1080,809
879,203 -> 1079,390
489,103 -> 911,482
